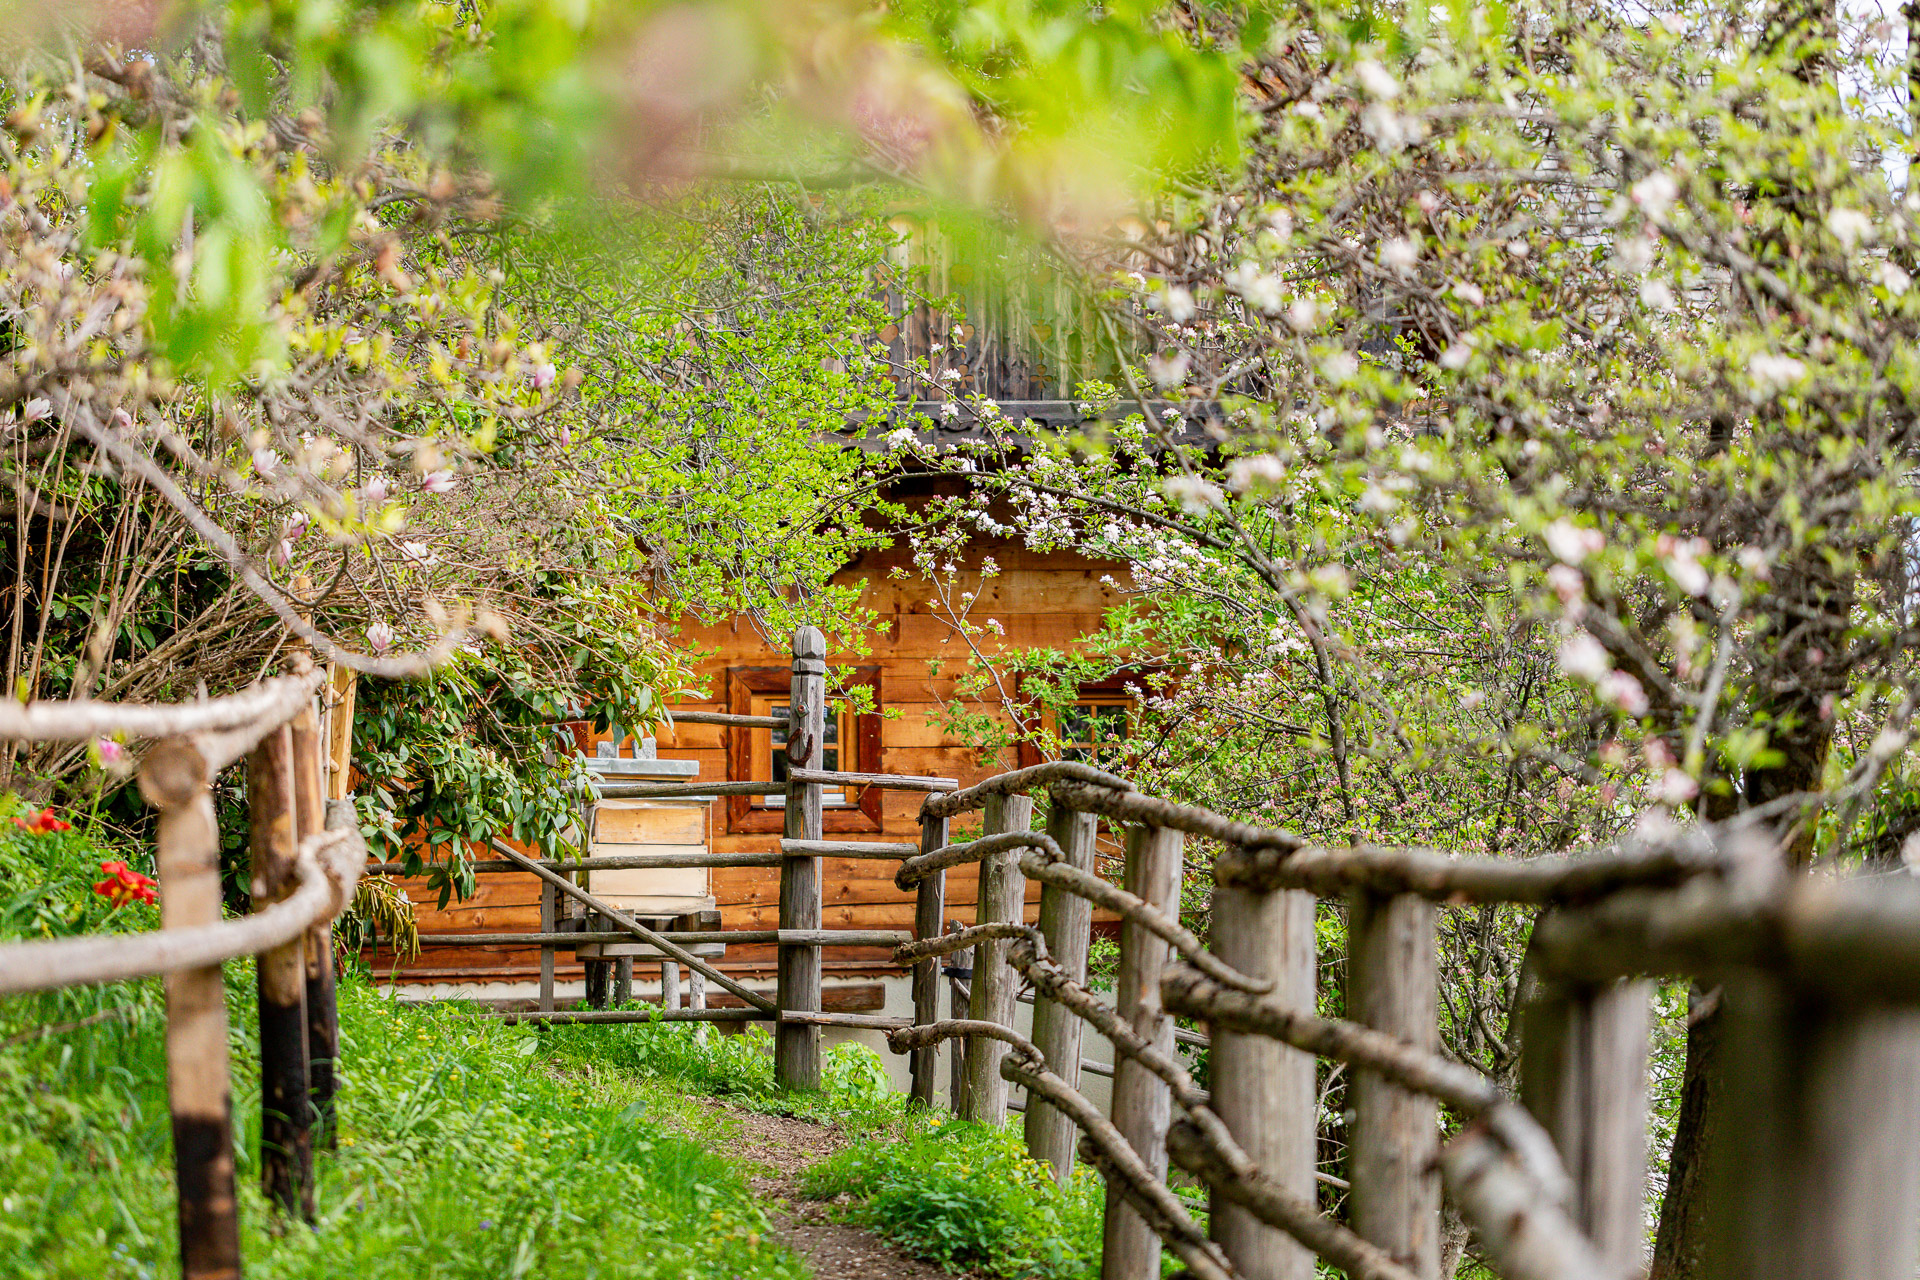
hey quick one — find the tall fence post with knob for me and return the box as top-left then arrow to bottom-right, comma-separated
961,790 -> 1032,1123
1025,800 -> 1096,1181
1348,890 -> 1440,1280
777,625 -> 827,1090
1210,880 -> 1318,1279
910,810 -> 949,1106
143,738 -> 242,1280
1101,822 -> 1182,1280
250,723 -> 315,1221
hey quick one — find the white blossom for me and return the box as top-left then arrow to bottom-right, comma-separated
21,397 -> 50,424
1661,536 -> 1710,596
939,401 -> 960,420
1226,454 -> 1287,492
1630,171 -> 1679,220
1438,342 -> 1473,371
1640,279 -> 1676,311
884,427 -> 918,451
1148,351 -> 1190,389
1880,262 -> 1912,296
366,621 -> 395,654
1451,281 -> 1485,306
1284,297 -> 1320,333
1612,236 -> 1655,275
1358,481 -> 1398,515
1651,768 -> 1699,805
401,540 -> 437,566
1827,207 -> 1872,251
1380,236 -> 1419,276
1747,353 -> 1807,398
1557,632 -> 1612,682
1319,351 -> 1360,383
1543,519 -> 1605,565
419,469 -> 457,494
252,448 -> 280,478
1361,104 -> 1420,153
1547,563 -> 1586,615
362,475 -> 391,504
1355,59 -> 1400,99
1225,261 -> 1284,313
1600,670 -> 1650,717
1159,286 -> 1197,323
1163,474 -> 1225,514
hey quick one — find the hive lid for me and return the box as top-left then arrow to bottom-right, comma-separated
585,736 -> 699,779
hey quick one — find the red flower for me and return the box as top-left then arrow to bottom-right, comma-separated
93,860 -> 157,909
12,808 -> 71,835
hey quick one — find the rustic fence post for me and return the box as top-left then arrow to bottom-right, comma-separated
777,625 -> 826,1090
946,918 -> 972,1112
1704,979 -> 1920,1280
250,724 -> 315,1222
910,811 -> 950,1107
142,738 -> 242,1280
1101,822 -> 1182,1280
1025,801 -> 1096,1181
962,791 -> 1033,1124
1347,890 -> 1440,1280
538,880 -> 557,1012
1210,882 -> 1317,1279
660,959 -> 680,1011
1520,976 -> 1650,1275
289,694 -> 339,1151
689,968 -> 709,1043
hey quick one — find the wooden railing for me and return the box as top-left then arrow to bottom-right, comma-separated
0,659 -> 369,1280
869,764 -> 1920,1280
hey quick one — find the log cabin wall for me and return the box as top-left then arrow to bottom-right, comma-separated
371,536 -> 1134,994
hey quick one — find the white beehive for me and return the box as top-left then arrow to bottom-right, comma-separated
583,739 -> 713,919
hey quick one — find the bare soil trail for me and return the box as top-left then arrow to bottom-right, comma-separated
697,1099 -> 972,1280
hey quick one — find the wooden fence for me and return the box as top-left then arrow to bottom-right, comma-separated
0,660 -> 368,1280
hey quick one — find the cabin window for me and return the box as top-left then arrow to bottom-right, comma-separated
724,665 -> 883,834
1057,698 -> 1131,767
749,694 -> 853,807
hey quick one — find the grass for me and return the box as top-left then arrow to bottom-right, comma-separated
802,1112 -> 1108,1279
0,971 -> 809,1280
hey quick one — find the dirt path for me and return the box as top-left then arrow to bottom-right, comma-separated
698,1100 -> 967,1280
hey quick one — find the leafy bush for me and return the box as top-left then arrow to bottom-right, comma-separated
0,976 -> 808,1280
802,1115 -> 1105,1279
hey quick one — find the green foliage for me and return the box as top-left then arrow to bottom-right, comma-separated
0,975 -> 807,1280
802,1115 -> 1106,1279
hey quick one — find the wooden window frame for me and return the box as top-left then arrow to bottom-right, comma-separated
726,665 -> 883,834
1015,671 -> 1157,771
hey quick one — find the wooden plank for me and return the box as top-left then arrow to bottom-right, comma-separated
912,813 -> 949,1107
594,803 -> 706,844
789,766 -> 960,793
1210,885 -> 1317,1280
143,739 -> 243,1280
778,627 -> 826,1090
1102,823 -> 1182,1280
1349,891 -> 1440,1280
781,838 -> 921,858
962,792 -> 1033,1124
1025,804 -> 1096,1182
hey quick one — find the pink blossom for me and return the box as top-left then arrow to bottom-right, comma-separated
1542,520 -> 1604,565
1600,670 -> 1649,717
286,510 -> 310,540
1546,564 -> 1585,614
362,475 -> 391,504
1557,632 -> 1611,682
419,470 -> 456,495
531,361 -> 557,391
111,407 -> 133,430
96,737 -> 124,765
366,621 -> 394,654
270,539 -> 293,568
1650,768 -> 1698,806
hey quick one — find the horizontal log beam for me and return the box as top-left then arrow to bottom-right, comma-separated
664,710 -> 789,729
789,766 -> 959,793
779,1011 -> 911,1030
921,761 -> 1136,819
489,1007 -> 768,1025
367,851 -> 783,876
0,670 -> 323,744
780,839 -> 921,859
590,780 -> 782,799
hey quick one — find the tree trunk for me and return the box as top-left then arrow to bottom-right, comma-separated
1650,989 -> 1722,1280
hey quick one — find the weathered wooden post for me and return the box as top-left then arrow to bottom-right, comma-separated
1348,891 -> 1440,1280
250,724 -> 314,1221
946,918 -> 972,1112
1520,976 -> 1650,1275
660,959 -> 681,1011
1101,823 -> 1182,1280
910,810 -> 950,1106
1210,881 -> 1317,1279
689,968 -> 709,1043
289,695 -> 340,1150
538,879 -> 557,1012
1704,980 -> 1920,1280
1025,802 -> 1096,1181
777,625 -> 826,1090
585,950 -> 611,1008
143,738 -> 242,1280
962,791 -> 1033,1123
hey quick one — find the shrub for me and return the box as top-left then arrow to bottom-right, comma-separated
802,1115 -> 1105,1279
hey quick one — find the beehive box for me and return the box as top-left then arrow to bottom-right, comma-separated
587,798 -> 712,917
